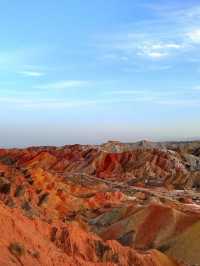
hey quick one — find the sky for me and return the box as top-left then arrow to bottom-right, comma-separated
1,0 -> 200,147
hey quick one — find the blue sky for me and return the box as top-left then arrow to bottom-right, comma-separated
1,0 -> 200,147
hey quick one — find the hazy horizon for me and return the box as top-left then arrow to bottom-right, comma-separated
1,124 -> 200,148
1,0 -> 200,146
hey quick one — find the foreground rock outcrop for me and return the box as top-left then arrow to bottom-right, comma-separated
0,140 -> 200,265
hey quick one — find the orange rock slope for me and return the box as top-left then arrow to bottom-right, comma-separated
0,140 -> 200,265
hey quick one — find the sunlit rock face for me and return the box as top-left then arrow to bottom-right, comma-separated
0,140 -> 200,265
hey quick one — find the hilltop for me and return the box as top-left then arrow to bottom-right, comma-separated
0,140 -> 200,265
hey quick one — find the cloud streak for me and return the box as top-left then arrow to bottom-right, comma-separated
34,80 -> 90,90
18,71 -> 45,77
1,90 -> 200,109
0,96 -> 154,109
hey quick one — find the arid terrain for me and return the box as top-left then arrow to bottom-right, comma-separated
0,140 -> 200,266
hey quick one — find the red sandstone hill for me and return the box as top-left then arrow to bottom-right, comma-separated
0,140 -> 200,265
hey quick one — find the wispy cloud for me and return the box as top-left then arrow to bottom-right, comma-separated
1,88 -> 199,109
97,33 -> 186,63
106,90 -> 146,95
136,42 -> 183,59
193,85 -> 200,91
18,71 -> 45,77
157,99 -> 200,107
106,89 -> 191,98
96,3 -> 200,65
186,29 -> 200,43
34,80 -> 90,90
0,91 -> 158,109
0,97 -> 96,109
150,52 -> 167,59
